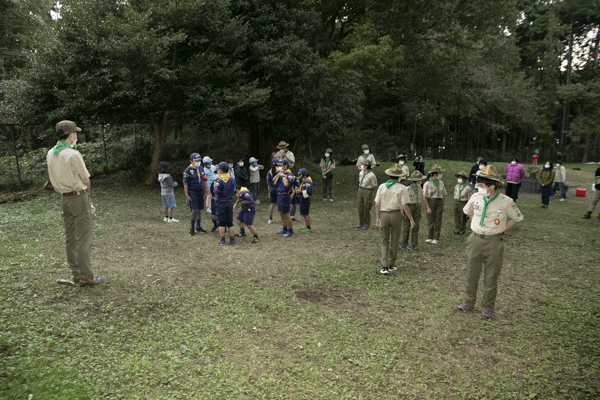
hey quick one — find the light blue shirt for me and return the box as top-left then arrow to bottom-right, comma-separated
204,165 -> 217,188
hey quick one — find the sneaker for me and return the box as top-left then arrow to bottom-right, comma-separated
481,310 -> 493,320
277,229 -> 287,234
164,216 -> 169,222
219,237 -> 226,246
559,198 -> 566,202
425,239 -> 432,243
380,267 -> 389,275
283,231 -> 295,237
455,303 -> 473,312
196,227 -> 207,233
431,239 -> 439,244
235,232 -> 246,237
329,199 -> 333,202
301,227 -> 312,233
206,207 -> 211,213
251,237 -> 260,244
399,243 -> 408,249
409,245 -> 417,251
78,276 -> 103,286
189,229 -> 195,236
268,218 -> 273,224
168,218 -> 179,223
229,238 -> 236,246
388,265 -> 397,271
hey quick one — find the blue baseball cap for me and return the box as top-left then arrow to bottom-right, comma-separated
218,162 -> 229,172
190,152 -> 201,161
249,157 -> 258,163
202,156 -> 212,164
277,158 -> 289,166
271,158 -> 278,165
298,168 -> 308,176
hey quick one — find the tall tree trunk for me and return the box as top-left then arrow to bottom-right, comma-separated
145,115 -> 174,184
560,16 -> 575,152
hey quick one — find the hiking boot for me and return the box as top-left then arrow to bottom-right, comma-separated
455,303 -> 473,312
481,310 -> 493,320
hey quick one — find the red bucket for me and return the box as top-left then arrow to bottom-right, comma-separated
576,188 -> 587,197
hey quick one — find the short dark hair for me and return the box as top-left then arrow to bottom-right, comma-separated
511,157 -> 519,163
56,128 -> 70,141
477,177 -> 496,188
479,159 -> 488,166
238,158 -> 244,163
157,161 -> 171,174
226,159 -> 233,164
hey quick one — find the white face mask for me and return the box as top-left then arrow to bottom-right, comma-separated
399,161 -> 404,165
545,164 -> 550,169
511,161 -> 517,165
278,166 -> 284,172
194,162 -> 201,167
479,165 -> 484,170
72,138 -> 77,147
360,165 -> 365,170
325,153 -> 330,158
363,150 -> 369,155
229,164 -> 233,169
478,187 -> 488,195
457,178 -> 463,184
239,162 -> 244,167
438,174 -> 443,180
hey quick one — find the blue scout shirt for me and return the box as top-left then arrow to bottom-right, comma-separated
274,170 -> 294,193
238,187 -> 255,212
183,165 -> 206,192
214,173 -> 236,201
266,170 -> 276,190
299,179 -> 313,198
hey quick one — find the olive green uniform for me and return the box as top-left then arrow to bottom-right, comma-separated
375,182 -> 409,268
462,192 -> 523,312
320,158 -> 335,199
357,170 -> 377,228
356,154 -> 376,168
46,146 -> 95,283
401,183 -> 423,246
423,179 -> 447,240
453,183 -> 472,234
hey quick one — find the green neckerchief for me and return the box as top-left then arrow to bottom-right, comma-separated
325,158 -> 331,170
385,179 -> 399,189
428,177 -> 440,197
410,183 -> 420,206
480,190 -> 500,227
52,141 -> 71,156
456,183 -> 468,201
359,169 -> 372,188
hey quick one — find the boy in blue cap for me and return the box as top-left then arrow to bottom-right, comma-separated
274,159 -> 295,237
183,153 -> 209,236
296,168 -> 313,232
234,186 -> 260,243
213,162 -> 237,245
266,158 -> 279,224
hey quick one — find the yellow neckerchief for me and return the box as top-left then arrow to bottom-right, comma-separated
239,186 -> 249,195
301,176 -> 313,189
189,163 -> 202,184
273,168 -> 291,184
218,172 -> 230,183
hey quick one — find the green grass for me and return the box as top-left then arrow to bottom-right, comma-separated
1,159 -> 599,399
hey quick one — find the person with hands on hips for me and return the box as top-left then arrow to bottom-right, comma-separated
47,120 -> 102,286
455,165 -> 523,320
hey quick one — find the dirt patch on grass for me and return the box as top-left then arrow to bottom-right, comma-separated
293,285 -> 368,309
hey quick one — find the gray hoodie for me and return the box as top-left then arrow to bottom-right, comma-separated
158,173 -> 178,196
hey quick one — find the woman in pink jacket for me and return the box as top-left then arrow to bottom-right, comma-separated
505,157 -> 525,202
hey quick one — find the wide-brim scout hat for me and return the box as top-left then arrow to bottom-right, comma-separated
325,148 -> 332,153
455,170 -> 469,179
477,165 -> 504,183
361,159 -> 373,166
385,164 -> 406,178
56,120 -> 81,134
428,164 -> 444,174
361,144 -> 369,150
408,170 -> 425,181
396,153 -> 406,160
277,141 -> 289,149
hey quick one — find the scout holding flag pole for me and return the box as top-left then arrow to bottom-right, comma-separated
455,165 -> 524,320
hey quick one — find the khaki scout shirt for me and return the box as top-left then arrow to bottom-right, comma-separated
454,183 -> 472,202
46,147 -> 91,193
320,158 -> 335,173
399,164 -> 409,176
402,183 -> 424,205
275,149 -> 295,168
356,154 -> 376,168
423,179 -> 447,199
464,192 -> 523,235
358,170 -> 377,189
375,182 -> 408,211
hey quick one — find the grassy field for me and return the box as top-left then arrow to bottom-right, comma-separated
1,159 -> 599,400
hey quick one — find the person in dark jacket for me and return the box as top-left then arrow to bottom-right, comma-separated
413,155 -> 425,175
234,158 -> 248,188
469,157 -> 486,188
538,161 -> 555,208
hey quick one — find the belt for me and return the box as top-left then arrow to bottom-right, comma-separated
63,191 -> 84,196
277,192 -> 290,195
381,209 -> 401,213
472,232 -> 503,240
216,199 -> 232,202
358,186 -> 372,190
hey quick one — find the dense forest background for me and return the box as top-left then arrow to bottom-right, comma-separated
1,0 -> 599,185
